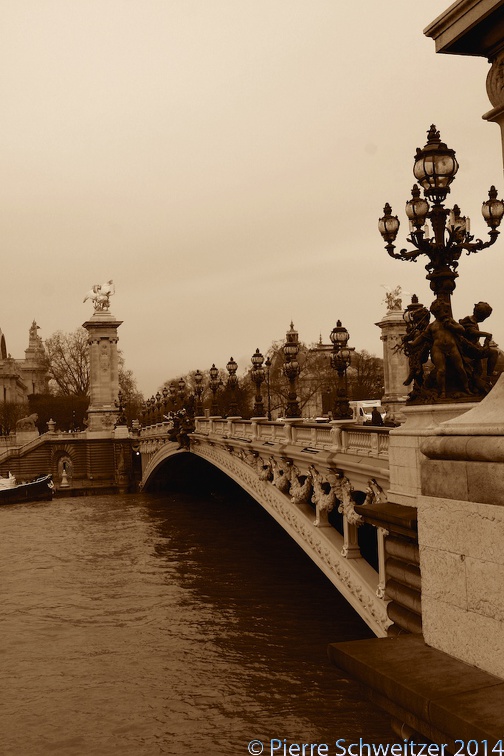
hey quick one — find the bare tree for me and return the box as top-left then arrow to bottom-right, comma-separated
45,328 -> 89,396
45,328 -> 143,420
347,350 -> 384,400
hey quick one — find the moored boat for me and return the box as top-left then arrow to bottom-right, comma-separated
0,474 -> 54,504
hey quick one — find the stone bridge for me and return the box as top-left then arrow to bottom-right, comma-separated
138,417 -> 393,637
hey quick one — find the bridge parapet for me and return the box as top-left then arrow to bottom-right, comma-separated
193,417 -> 390,458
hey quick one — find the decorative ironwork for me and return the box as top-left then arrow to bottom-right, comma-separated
250,348 -> 266,417
209,364 -> 221,416
283,322 -> 301,418
226,357 -> 239,416
380,126 -> 503,403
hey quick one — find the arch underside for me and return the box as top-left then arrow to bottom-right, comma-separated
141,439 -> 390,637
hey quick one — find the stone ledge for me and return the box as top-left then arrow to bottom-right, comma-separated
328,634 -> 503,748
355,500 -> 417,539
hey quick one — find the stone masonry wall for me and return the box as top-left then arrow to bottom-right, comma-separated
417,494 -> 504,677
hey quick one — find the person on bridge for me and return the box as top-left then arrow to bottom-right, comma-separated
371,407 -> 384,426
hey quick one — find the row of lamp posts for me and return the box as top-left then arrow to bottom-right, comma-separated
141,318 -> 354,424
142,378 -> 187,423
139,126 -> 502,426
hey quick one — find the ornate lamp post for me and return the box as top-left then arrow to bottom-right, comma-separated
226,357 -> 239,416
155,391 -> 162,422
146,396 -> 151,422
250,348 -> 266,417
149,395 -> 156,423
379,125 -> 504,315
193,369 -> 204,415
379,126 -> 504,402
329,320 -> 354,420
168,382 -> 177,410
283,322 -> 301,418
114,390 -> 127,426
178,378 -> 186,409
209,364 -> 221,415
265,356 -> 272,420
162,386 -> 169,417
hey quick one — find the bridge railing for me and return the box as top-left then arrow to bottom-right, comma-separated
191,417 -> 390,457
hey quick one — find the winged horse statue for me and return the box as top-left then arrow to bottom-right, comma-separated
83,280 -> 115,312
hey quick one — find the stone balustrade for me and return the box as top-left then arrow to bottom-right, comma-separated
190,417 -> 390,457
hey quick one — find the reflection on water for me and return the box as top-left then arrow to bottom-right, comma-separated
0,489 -> 394,755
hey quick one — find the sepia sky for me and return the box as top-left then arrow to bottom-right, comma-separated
1,1 -> 502,396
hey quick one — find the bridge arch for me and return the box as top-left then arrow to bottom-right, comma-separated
140,438 -> 390,637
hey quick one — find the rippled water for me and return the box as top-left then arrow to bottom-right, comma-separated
0,490 -> 394,755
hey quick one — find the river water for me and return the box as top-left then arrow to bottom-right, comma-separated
0,488 -> 394,755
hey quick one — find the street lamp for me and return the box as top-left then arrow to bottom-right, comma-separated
226,357 -> 239,416
114,390 -> 127,427
162,385 -> 169,417
265,356 -> 272,421
378,125 -> 504,314
329,320 -> 354,420
283,322 -> 301,418
379,125 -> 504,402
209,364 -> 221,416
193,369 -> 204,416
250,348 -> 266,417
178,378 -> 186,409
145,397 -> 152,422
169,382 -> 177,410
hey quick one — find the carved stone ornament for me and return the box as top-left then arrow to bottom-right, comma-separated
270,456 -> 291,494
289,465 -> 313,506
363,478 -> 386,507
309,465 -> 337,527
334,474 -> 363,526
486,50 -> 504,109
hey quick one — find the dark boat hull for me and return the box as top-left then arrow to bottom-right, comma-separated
0,475 -> 54,505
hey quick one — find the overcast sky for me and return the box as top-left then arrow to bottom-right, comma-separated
1,1 -> 502,395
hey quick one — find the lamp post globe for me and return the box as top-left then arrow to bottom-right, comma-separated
412,125 -> 459,203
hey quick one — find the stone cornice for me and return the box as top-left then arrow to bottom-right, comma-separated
424,0 -> 504,58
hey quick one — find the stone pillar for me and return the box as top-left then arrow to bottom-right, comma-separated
418,375 -> 504,678
424,1 -> 504,170
82,311 -> 123,435
375,302 -> 408,412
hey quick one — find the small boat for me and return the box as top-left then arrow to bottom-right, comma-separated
0,473 -> 54,505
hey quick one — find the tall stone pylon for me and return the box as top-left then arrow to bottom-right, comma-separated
82,280 -> 122,434
375,286 -> 408,412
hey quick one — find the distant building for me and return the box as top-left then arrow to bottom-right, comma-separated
0,321 -> 49,404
